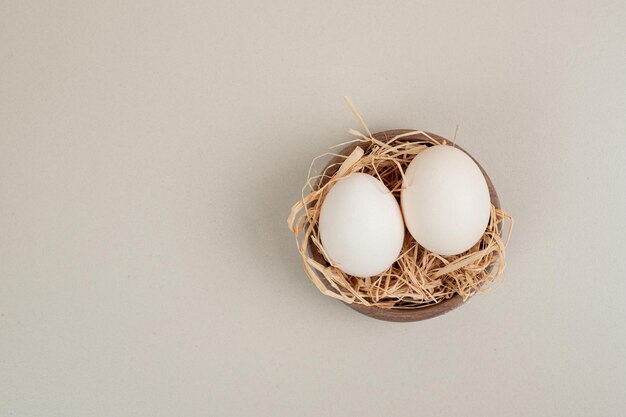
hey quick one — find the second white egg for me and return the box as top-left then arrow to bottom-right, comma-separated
401,145 -> 491,256
319,173 -> 405,277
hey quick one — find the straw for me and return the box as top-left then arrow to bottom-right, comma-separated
287,100 -> 513,309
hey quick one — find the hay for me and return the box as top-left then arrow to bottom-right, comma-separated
287,100 -> 513,309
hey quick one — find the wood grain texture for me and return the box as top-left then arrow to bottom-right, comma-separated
309,130 -> 501,322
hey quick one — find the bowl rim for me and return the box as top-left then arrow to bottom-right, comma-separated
308,129 -> 501,322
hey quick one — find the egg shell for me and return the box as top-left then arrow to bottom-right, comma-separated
319,173 -> 405,277
401,145 -> 491,256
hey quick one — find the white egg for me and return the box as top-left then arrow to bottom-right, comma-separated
319,173 -> 405,277
401,145 -> 491,256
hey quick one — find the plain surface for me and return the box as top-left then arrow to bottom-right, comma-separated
1,1 -> 625,416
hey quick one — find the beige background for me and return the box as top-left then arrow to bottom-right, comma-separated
2,1 -> 626,416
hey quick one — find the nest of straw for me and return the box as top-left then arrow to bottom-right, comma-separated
288,103 -> 512,310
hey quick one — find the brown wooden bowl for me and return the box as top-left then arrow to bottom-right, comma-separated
309,129 -> 501,322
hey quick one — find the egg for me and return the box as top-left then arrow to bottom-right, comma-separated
401,145 -> 491,256
319,173 -> 405,277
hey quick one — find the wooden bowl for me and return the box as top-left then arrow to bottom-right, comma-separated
309,130 -> 501,322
